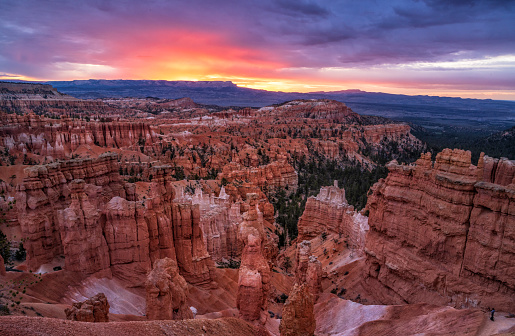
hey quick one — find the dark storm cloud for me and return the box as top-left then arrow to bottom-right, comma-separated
273,0 -> 330,17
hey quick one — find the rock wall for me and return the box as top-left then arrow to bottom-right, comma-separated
364,149 -> 515,311
145,257 -> 192,320
279,283 -> 316,336
65,293 -> 110,322
237,193 -> 271,326
294,240 -> 322,301
220,160 -> 298,195
171,202 -> 215,286
57,180 -> 111,276
298,181 -> 369,254
16,153 -> 125,270
175,186 -> 242,263
15,155 -> 215,288
0,113 -> 156,159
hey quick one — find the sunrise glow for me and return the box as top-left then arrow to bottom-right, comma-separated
1,0 -> 515,99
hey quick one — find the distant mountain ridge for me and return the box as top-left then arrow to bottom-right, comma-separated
0,79 -> 512,134
44,79 -> 515,133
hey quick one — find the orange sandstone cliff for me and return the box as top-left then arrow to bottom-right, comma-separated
364,149 -> 515,311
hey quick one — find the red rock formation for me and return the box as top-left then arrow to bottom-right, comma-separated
266,99 -> 359,123
15,153 -> 126,271
103,196 -> 152,283
15,154 -> 215,288
145,257 -> 193,320
295,240 -> 311,284
65,293 -> 110,322
279,283 -> 316,336
237,194 -> 271,326
298,181 -> 369,254
314,294 -> 487,336
0,113 -> 157,159
171,202 -> 215,286
173,185 -> 243,263
364,149 -> 515,311
0,255 -> 5,276
195,189 -> 241,262
220,160 -> 298,196
306,256 -> 323,301
294,240 -> 322,301
57,179 -> 111,276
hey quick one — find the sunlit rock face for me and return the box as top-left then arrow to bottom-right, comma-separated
177,185 -> 241,263
171,201 -> 215,286
57,179 -> 110,275
364,149 -> 515,312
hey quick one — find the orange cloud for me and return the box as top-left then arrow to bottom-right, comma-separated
100,29 -> 287,81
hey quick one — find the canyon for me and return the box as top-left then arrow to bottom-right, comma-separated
363,149 -> 515,312
0,82 -> 514,336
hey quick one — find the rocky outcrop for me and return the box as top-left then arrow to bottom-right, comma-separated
0,82 -> 112,116
364,149 -> 515,311
176,186 -> 242,263
0,255 -> 5,276
279,284 -> 316,336
298,181 -> 369,254
16,153 -> 125,271
103,196 -> 153,283
145,257 -> 192,320
294,240 -> 322,301
306,256 -> 323,300
15,155 -> 215,288
57,179 -> 110,276
65,293 -> 110,322
0,113 -> 156,159
171,201 -> 215,286
220,160 -> 298,196
265,99 -> 360,124
237,194 -> 271,326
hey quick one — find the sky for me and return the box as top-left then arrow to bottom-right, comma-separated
1,0 -> 515,100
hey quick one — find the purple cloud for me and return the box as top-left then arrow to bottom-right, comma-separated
0,0 -> 514,98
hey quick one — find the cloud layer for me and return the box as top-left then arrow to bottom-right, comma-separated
1,0 -> 515,98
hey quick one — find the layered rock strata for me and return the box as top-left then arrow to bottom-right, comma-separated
171,201 -> 215,286
16,155 -> 215,288
65,293 -> 110,322
364,149 -> 515,311
295,240 -> 322,301
16,153 -> 125,270
298,181 -> 369,254
220,160 -> 298,195
57,179 -> 110,276
0,113 -> 156,159
178,186 -> 241,262
237,193 -> 271,326
145,257 -> 193,320
279,284 -> 316,336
